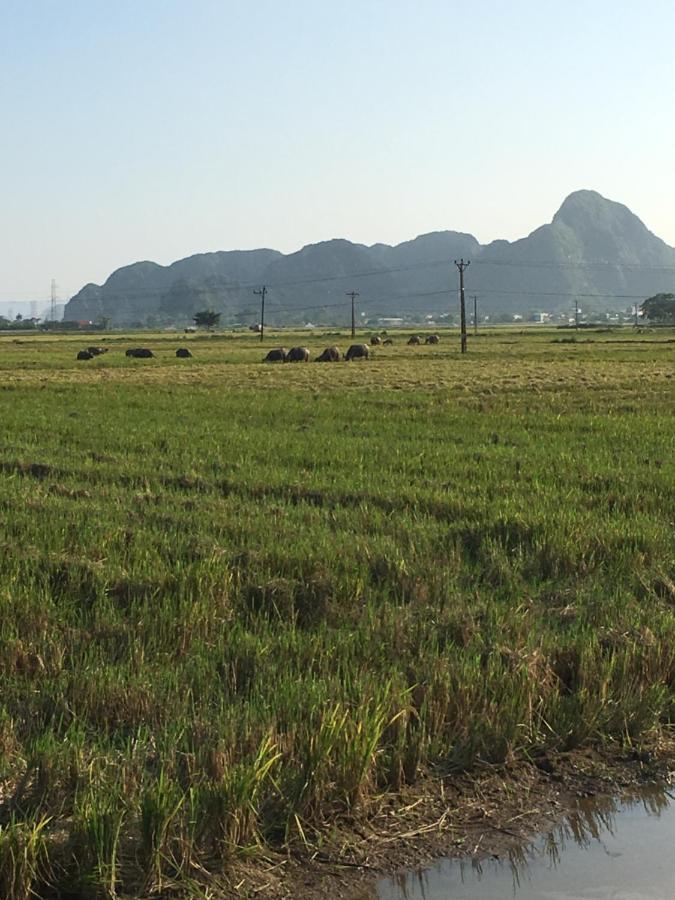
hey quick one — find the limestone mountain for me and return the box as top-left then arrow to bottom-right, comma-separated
64,191 -> 675,326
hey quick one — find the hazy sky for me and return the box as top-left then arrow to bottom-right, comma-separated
2,0 -> 674,302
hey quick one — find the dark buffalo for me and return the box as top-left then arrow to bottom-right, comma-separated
176,348 -> 192,358
263,348 -> 287,363
316,346 -> 340,362
425,334 -> 440,345
407,335 -> 421,345
287,347 -> 310,362
345,343 -> 370,361
383,338 -> 394,345
370,335 -> 382,346
77,350 -> 94,360
126,348 -> 154,358
87,346 -> 108,356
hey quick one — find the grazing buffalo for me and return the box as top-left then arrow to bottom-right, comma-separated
287,346 -> 310,362
77,350 -> 94,360
425,334 -> 440,345
383,338 -> 394,345
87,346 -> 108,356
345,343 -> 370,361
176,348 -> 192,358
264,348 -> 287,363
125,348 -> 154,358
407,335 -> 421,345
316,346 -> 340,362
371,335 -> 382,346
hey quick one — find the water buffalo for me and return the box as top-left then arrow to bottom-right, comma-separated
176,348 -> 192,358
345,344 -> 370,361
77,350 -> 93,360
407,335 -> 421,345
263,348 -> 287,363
287,347 -> 310,362
371,335 -> 382,346
125,348 -> 154,358
87,346 -> 108,356
316,346 -> 340,362
425,334 -> 440,345
383,338 -> 394,345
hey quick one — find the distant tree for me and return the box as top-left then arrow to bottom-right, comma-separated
641,293 -> 675,323
193,310 -> 221,329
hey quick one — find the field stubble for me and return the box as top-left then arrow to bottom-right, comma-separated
0,328 -> 673,898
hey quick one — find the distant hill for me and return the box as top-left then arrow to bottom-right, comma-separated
64,191 -> 675,326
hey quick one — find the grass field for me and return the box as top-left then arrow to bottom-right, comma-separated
0,328 -> 673,898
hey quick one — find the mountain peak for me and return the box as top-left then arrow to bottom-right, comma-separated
550,190 -> 671,263
553,190 -> 640,230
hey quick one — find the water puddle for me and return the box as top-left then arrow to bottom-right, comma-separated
376,786 -> 674,899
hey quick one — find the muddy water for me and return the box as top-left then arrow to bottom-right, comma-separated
376,787 -> 674,900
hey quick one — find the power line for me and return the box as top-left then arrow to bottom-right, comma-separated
6,252 -> 675,303
3,251 -> 669,328
472,258 -> 675,272
1,282 -> 653,322
468,288 -> 650,299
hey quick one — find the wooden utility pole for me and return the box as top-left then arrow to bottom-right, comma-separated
253,285 -> 267,342
472,295 -> 478,334
346,291 -> 359,338
454,259 -> 470,353
574,298 -> 580,332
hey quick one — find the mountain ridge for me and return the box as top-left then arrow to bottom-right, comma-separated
64,191 -> 675,326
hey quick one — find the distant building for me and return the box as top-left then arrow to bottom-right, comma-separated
60,320 -> 93,330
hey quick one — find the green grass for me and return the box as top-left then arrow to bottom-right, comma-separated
0,327 -> 673,896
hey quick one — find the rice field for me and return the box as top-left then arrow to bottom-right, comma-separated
0,327 -> 673,898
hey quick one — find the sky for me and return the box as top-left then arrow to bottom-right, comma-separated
1,0 -> 674,303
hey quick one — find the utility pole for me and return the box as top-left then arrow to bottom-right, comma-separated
253,285 -> 267,342
51,278 -> 56,324
574,299 -> 580,332
472,295 -> 478,334
454,259 -> 470,353
346,291 -> 359,338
